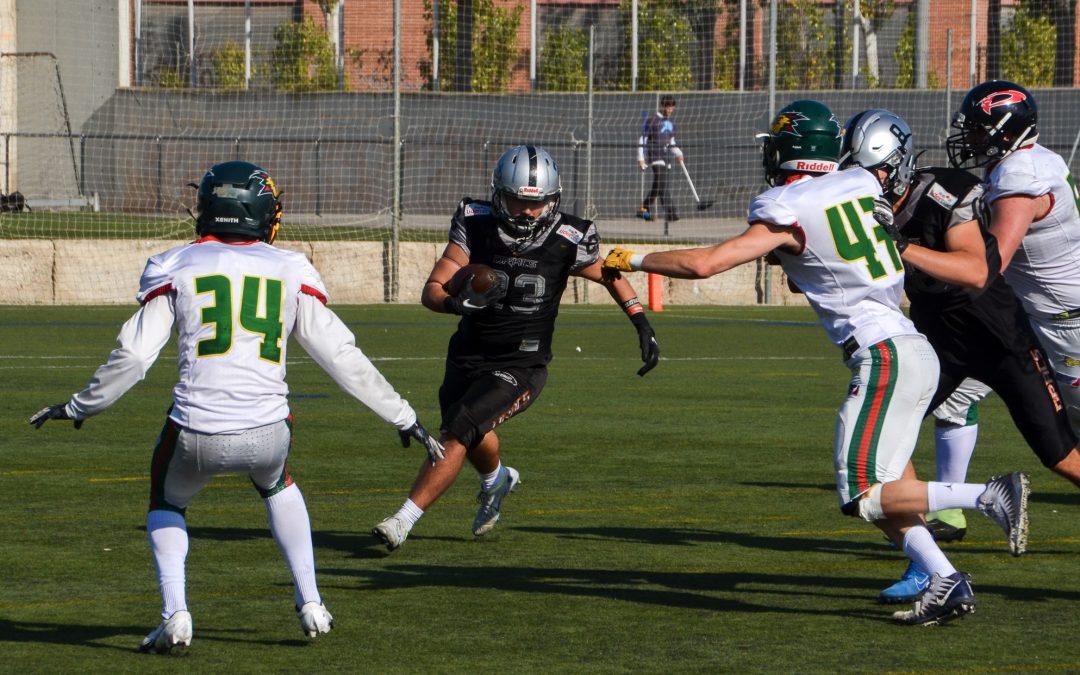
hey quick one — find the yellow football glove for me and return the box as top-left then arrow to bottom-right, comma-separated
603,247 -> 636,273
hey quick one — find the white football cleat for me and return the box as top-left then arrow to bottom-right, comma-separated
138,610 -> 192,654
372,514 -> 411,551
473,465 -> 520,537
297,601 -> 334,638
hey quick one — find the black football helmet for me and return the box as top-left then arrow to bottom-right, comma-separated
491,145 -> 562,240
947,80 -> 1038,169
759,100 -> 843,187
194,161 -> 283,243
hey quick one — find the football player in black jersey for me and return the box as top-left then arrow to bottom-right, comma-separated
842,109 -> 1080,603
372,145 -> 660,551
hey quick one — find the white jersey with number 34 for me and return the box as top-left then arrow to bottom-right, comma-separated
753,167 -> 918,350
137,238 -> 328,433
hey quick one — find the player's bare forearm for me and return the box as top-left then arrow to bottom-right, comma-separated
421,244 -> 469,313
637,247 -> 725,279
616,223 -> 794,280
578,260 -> 637,304
603,271 -> 642,307
903,244 -> 987,289
421,279 -> 453,313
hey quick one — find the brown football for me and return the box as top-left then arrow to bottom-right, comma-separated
446,263 -> 499,297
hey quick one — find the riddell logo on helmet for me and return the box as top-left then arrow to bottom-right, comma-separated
517,186 -> 544,198
794,160 -> 837,172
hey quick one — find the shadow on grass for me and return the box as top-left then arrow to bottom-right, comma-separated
317,559 -> 1080,625
0,617 -> 141,652
181,522 -> 1071,566
0,615 -> 324,651
738,480 -> 836,492
1029,491 -> 1080,506
323,562 -> 885,619
512,524 -> 1041,562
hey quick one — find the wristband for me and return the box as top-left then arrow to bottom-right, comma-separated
442,296 -> 461,315
622,298 -> 645,316
629,254 -> 646,272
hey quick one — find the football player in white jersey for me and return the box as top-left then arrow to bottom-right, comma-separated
844,109 -> 1080,604
947,80 -> 1080,485
29,161 -> 444,654
604,100 -> 1030,626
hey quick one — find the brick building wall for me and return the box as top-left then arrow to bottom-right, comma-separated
302,0 -> 1078,93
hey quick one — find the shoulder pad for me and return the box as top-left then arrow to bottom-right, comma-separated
553,212 -> 591,233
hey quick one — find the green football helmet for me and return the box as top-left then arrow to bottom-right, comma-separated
194,161 -> 283,243
759,100 -> 843,187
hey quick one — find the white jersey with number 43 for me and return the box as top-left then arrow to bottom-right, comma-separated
137,237 -> 328,433
753,167 -> 918,350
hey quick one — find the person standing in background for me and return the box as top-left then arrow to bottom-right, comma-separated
637,95 -> 682,224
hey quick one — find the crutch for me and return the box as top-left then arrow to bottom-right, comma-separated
680,161 -> 714,210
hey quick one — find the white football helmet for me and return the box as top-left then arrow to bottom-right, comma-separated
839,109 -> 917,201
491,145 -> 562,239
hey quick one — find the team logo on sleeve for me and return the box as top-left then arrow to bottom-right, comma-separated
556,224 -> 583,244
927,182 -> 958,209
464,202 -> 492,217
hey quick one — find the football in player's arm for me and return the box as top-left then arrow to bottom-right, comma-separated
371,144 -> 660,553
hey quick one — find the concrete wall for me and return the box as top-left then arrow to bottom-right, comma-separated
73,88 -> 1080,224
14,0 -> 120,132
0,238 -> 810,308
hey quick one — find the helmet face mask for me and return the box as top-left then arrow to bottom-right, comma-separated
839,109 -> 917,200
491,145 -> 562,240
761,100 -> 843,187
947,80 -> 1038,169
195,161 -> 282,243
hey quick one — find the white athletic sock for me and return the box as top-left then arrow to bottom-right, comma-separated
265,483 -> 320,608
927,481 -> 986,512
935,423 -> 978,483
395,499 -> 424,527
480,463 -> 503,491
146,509 -> 189,619
902,526 -> 957,578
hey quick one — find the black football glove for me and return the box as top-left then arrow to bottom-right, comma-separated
630,313 -> 660,377
30,403 -> 83,430
399,421 -> 446,464
446,275 -> 508,315
872,196 -> 908,253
